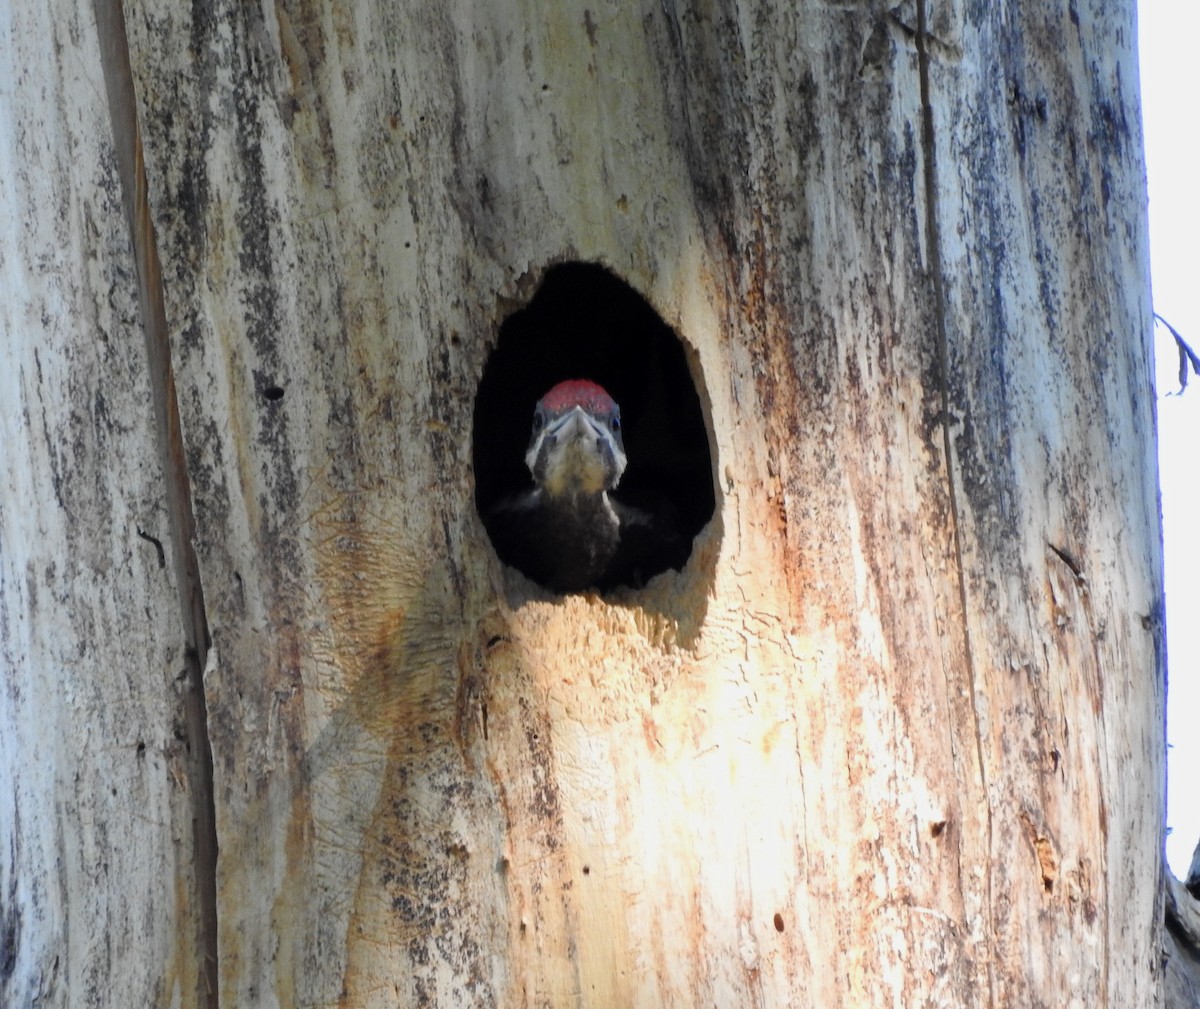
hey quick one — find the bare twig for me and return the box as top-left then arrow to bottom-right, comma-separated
1155,313 -> 1200,394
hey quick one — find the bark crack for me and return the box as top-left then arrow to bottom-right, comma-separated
92,3 -> 219,1006
914,3 -> 996,1004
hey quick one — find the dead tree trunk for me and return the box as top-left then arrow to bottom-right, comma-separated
2,0 -> 1169,1007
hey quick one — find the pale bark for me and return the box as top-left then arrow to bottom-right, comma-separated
2,0 -> 1167,1007
0,3 -> 210,1005
1165,874 -> 1200,1008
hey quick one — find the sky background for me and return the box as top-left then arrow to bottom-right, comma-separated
1139,3 -> 1200,879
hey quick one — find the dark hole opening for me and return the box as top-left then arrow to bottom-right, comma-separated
473,262 -> 716,593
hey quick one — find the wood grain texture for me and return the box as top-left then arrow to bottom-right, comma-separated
3,0 -> 1166,1006
122,0 -> 1163,1005
1166,874 -> 1200,1008
0,2 -> 208,1005
91,0 -> 219,1002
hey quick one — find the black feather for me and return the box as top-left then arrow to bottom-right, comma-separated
486,488 -> 685,593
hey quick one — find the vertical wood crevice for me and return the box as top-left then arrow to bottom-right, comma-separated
91,2 -> 219,1006
913,2 -> 996,1004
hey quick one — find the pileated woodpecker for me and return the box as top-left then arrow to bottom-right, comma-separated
486,379 -> 685,592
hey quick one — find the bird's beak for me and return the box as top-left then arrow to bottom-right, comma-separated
547,405 -> 595,440
527,406 -> 626,496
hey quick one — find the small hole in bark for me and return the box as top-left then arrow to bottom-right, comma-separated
582,865 -> 590,875
930,820 -> 947,837
473,261 -> 716,594
773,913 -> 785,932
263,385 -> 285,402
136,741 -> 146,757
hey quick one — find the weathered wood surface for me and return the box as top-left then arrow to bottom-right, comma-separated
1165,873 -> 1200,1008
2,0 -> 1165,1006
0,2 -> 209,1006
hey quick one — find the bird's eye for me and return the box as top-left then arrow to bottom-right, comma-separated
532,410 -> 545,432
611,413 -> 621,433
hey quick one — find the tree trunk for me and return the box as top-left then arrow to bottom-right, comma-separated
2,0 -> 1169,1007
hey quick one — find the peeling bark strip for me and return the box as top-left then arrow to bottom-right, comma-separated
91,2 -> 218,1006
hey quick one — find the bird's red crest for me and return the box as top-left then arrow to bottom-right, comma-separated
539,379 -> 616,414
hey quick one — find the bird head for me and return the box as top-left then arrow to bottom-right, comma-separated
525,380 -> 627,499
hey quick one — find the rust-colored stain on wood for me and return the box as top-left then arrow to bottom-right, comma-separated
12,0 -> 1161,1005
